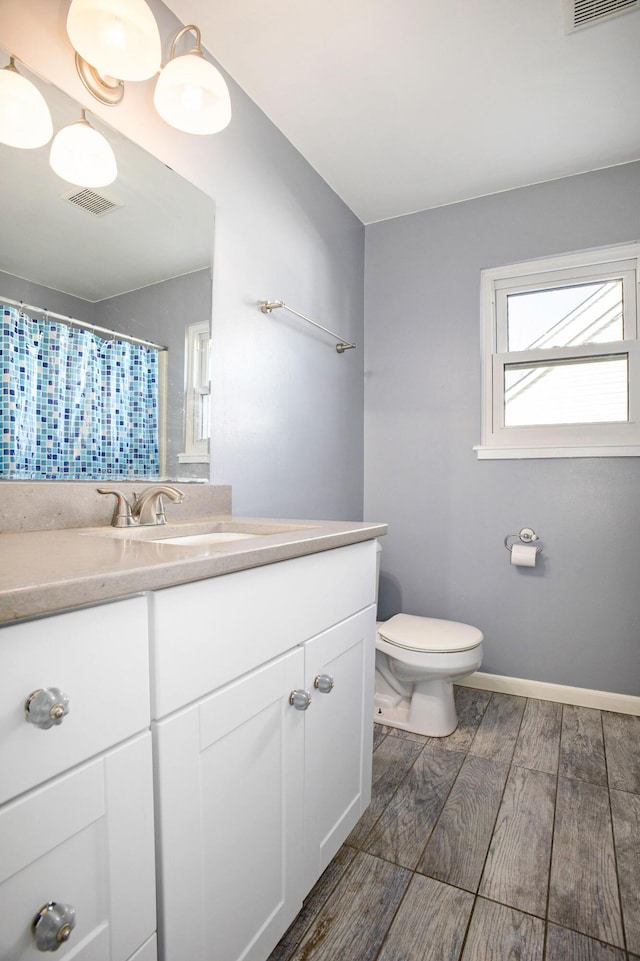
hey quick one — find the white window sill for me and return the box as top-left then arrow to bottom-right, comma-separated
178,452 -> 210,464
474,444 -> 640,459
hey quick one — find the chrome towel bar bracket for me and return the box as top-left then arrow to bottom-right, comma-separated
258,300 -> 356,353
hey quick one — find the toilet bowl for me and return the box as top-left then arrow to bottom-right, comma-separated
374,613 -> 483,737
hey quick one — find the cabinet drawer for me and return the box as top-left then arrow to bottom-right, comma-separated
0,732 -> 156,961
150,539 -> 378,718
0,596 -> 150,804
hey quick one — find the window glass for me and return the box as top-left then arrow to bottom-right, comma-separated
504,355 -> 628,426
506,280 -> 623,351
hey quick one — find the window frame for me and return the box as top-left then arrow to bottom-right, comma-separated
178,320 -> 211,465
475,243 -> 640,459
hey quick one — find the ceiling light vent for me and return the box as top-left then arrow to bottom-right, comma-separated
565,0 -> 639,32
61,187 -> 122,217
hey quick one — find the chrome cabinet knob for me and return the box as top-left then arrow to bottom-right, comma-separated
25,688 -> 70,729
289,689 -> 312,711
32,901 -> 76,951
314,673 -> 335,694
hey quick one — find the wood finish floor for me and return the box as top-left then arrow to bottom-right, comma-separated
268,688 -> 640,961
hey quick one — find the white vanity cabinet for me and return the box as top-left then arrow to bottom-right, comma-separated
0,597 -> 157,961
150,540 -> 377,961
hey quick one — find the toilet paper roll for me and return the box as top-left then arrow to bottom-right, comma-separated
511,544 -> 537,567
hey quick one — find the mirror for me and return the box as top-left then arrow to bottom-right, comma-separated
0,50 -> 215,481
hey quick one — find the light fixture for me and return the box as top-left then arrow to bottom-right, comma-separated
64,3 -> 232,135
49,110 -> 117,188
153,25 -> 231,135
67,0 -> 161,80
0,57 -> 53,148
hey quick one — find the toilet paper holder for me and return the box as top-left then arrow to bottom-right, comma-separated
504,528 -> 543,555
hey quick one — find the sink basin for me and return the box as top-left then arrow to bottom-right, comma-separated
151,531 -> 263,546
83,519 -> 317,546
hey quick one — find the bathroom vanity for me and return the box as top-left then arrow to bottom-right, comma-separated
0,489 -> 384,961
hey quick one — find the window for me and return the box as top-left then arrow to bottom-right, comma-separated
178,321 -> 210,464
475,243 -> 640,458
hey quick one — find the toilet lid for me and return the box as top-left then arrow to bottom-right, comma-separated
378,613 -> 483,653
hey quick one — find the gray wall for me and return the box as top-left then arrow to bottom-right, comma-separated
4,0 -> 365,521
365,162 -> 640,696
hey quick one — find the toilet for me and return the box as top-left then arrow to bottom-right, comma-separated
375,614 -> 484,737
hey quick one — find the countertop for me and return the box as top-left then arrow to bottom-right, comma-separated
0,515 -> 387,623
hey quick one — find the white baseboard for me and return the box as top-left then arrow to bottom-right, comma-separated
458,671 -> 640,716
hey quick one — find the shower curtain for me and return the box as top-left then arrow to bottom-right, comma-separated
0,304 -> 160,479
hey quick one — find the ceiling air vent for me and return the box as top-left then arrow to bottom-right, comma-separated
61,188 -> 122,217
565,0 -> 639,32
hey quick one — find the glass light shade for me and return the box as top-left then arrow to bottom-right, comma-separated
50,117 -> 117,188
66,0 -> 161,81
0,62 -> 53,148
154,53 -> 231,135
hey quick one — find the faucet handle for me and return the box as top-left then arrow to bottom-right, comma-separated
154,487 -> 185,525
97,488 -> 135,528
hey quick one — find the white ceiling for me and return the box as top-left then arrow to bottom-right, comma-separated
163,0 -> 640,224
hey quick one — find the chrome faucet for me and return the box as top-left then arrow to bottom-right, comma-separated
132,485 -> 184,526
98,485 -> 184,527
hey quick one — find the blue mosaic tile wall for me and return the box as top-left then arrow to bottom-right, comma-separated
0,305 -> 160,479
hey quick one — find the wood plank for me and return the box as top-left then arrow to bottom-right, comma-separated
434,686 -> 493,753
479,766 -> 555,916
602,712 -> 640,794
559,705 -> 607,786
287,852 -> 411,961
546,923 -> 626,961
372,723 -> 387,751
268,846 -> 357,961
511,698 -> 561,774
610,788 -> 640,955
378,725 -> 430,744
549,776 -> 624,947
418,755 -> 509,892
461,898 -> 544,961
362,743 -> 464,869
376,875 -> 474,961
468,693 -> 525,763
347,735 -> 423,847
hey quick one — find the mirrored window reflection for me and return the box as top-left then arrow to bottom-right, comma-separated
504,354 -> 629,427
506,280 -> 624,352
180,321 -> 210,464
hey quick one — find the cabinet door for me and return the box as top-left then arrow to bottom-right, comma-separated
0,733 -> 156,961
153,648 -> 305,961
303,605 -> 376,890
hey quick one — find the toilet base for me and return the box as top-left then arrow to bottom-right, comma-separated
374,678 -> 458,737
